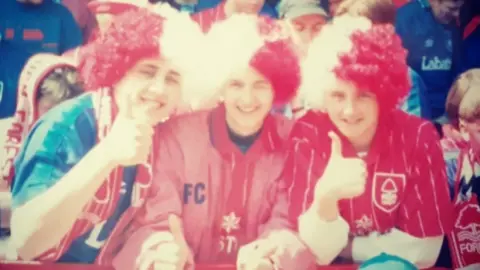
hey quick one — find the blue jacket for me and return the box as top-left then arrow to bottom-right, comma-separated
187,0 -> 278,17
401,68 -> 432,119
12,94 -> 135,263
395,0 -> 462,120
0,0 -> 82,118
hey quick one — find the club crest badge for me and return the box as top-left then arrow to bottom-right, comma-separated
372,172 -> 406,213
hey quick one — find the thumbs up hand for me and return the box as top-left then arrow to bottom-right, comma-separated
102,92 -> 156,166
314,132 -> 367,202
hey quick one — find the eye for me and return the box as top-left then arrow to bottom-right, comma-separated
330,91 -> 345,100
293,23 -> 305,32
137,69 -> 157,78
228,80 -> 244,89
165,74 -> 179,85
358,91 -> 375,99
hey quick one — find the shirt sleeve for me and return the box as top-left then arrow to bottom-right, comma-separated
351,229 -> 444,269
112,126 -> 184,270
282,118 -> 342,264
11,120 -> 87,209
257,178 -> 318,270
397,122 -> 453,238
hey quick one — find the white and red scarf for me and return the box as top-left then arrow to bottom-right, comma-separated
37,87 -> 156,261
1,54 -> 76,188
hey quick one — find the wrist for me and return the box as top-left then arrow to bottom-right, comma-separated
312,195 -> 340,222
93,142 -> 119,169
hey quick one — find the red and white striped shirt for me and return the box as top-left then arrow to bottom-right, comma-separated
284,110 -> 453,265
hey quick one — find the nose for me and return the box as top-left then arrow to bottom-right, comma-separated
147,81 -> 165,96
239,88 -> 255,105
342,99 -> 357,117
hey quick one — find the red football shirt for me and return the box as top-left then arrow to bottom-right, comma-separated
284,111 -> 453,238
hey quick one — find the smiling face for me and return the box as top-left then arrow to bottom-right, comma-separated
114,57 -> 183,125
324,79 -> 379,149
223,65 -> 274,136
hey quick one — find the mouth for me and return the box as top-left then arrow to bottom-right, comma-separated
236,105 -> 259,114
341,118 -> 363,125
141,97 -> 167,109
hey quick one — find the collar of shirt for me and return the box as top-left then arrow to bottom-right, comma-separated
208,105 -> 283,159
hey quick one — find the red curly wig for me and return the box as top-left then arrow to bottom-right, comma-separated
203,15 -> 301,106
301,16 -> 410,114
78,8 -> 164,91
250,16 -> 301,105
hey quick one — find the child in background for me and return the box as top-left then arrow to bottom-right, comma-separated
0,53 -> 83,241
442,68 -> 480,269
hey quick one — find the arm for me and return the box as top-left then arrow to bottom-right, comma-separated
257,179 -> 318,270
10,120 -> 116,260
112,127 -> 184,270
282,118 -> 349,265
347,122 -> 452,268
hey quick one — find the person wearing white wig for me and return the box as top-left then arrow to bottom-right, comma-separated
8,7 -> 205,265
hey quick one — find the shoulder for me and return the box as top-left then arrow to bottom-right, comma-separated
290,111 -> 329,144
270,113 -> 294,141
157,110 -> 210,140
391,111 -> 439,145
397,0 -> 423,17
24,94 -> 96,156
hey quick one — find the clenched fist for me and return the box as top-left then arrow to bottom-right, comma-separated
237,239 -> 277,270
314,131 -> 367,201
136,231 -> 194,270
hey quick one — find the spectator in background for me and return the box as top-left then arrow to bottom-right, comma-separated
443,69 -> 480,180
59,0 -> 97,42
0,0 -> 82,118
277,0 -> 328,118
1,54 -> 83,190
442,68 -> 480,270
192,0 -> 272,32
336,0 -> 431,119
278,0 -> 328,56
395,0 -> 464,120
0,54 -> 83,243
327,0 -> 343,15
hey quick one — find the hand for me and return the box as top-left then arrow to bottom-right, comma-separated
136,232 -> 194,270
314,132 -> 367,201
442,124 -> 463,142
102,95 -> 156,167
237,239 -> 277,270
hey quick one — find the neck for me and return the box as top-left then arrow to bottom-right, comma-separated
349,127 -> 377,153
226,114 -> 262,138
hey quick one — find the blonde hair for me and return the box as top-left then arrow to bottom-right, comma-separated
38,67 -> 84,104
446,69 -> 480,124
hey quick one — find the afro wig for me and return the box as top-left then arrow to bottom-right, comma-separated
78,5 -> 205,103
300,15 -> 410,114
200,14 -> 301,107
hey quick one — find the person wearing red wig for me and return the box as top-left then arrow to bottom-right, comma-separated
8,7 -> 203,265
112,14 -> 315,270
284,16 -> 453,268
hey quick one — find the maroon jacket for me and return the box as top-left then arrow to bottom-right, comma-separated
113,106 -> 317,269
